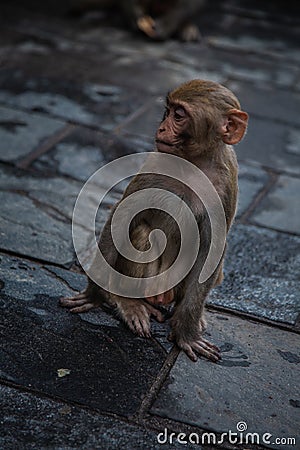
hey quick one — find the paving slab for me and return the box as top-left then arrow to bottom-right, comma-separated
208,224 -> 300,325
1,385 -> 177,450
228,80 -> 300,127
151,312 -> 300,450
118,97 -> 163,138
0,105 -> 66,163
44,264 -> 173,352
32,126 -> 153,181
237,163 -> 268,217
0,70 -> 143,132
0,166 -> 81,264
251,175 -> 300,235
0,163 -> 122,265
64,30 -> 226,95
0,190 -> 74,265
234,116 -> 300,176
0,253 -> 167,417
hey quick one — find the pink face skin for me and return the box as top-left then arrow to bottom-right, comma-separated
146,289 -> 174,306
155,103 -> 189,154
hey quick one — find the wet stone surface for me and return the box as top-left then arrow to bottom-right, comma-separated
0,1 -> 300,448
228,80 -> 300,128
0,164 -> 115,265
32,126 -> 153,181
0,165 -> 79,264
233,116 -> 300,176
251,175 -> 300,235
208,224 -> 300,325
0,105 -> 66,163
0,190 -> 74,265
0,253 -> 167,417
0,385 -> 173,450
151,312 -> 300,450
44,263 -> 173,352
237,163 -> 269,217
0,70 -> 144,132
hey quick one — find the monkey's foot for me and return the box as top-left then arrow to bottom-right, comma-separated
119,300 -> 165,338
169,333 -> 221,363
179,23 -> 201,42
60,292 -> 99,313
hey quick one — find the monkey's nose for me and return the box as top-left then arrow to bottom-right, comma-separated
156,294 -> 164,304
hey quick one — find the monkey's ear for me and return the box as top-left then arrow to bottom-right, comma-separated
221,109 -> 249,145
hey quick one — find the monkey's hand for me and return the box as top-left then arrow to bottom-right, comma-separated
115,298 -> 165,338
137,15 -> 156,38
60,291 -> 102,313
169,331 -> 221,363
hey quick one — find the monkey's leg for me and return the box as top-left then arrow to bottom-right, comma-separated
214,260 -> 224,287
60,206 -> 118,314
170,265 -> 221,362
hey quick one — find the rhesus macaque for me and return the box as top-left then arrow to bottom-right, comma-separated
61,80 -> 248,362
121,0 -> 203,41
71,0 -> 203,41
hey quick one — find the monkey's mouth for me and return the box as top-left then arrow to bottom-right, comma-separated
155,139 -> 174,152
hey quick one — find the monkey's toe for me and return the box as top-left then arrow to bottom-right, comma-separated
122,304 -> 152,338
179,24 -> 201,42
60,297 -> 87,307
145,304 -> 165,323
59,293 -> 95,314
60,292 -> 87,304
130,316 -> 151,338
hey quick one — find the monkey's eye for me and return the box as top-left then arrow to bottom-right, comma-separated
174,107 -> 186,121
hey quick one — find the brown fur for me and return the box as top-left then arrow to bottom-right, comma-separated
60,79 -> 248,362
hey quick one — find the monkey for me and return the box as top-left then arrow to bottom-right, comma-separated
70,0 -> 203,41
61,80 -> 248,362
121,0 -> 203,41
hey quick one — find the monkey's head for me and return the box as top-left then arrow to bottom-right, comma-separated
155,79 -> 248,159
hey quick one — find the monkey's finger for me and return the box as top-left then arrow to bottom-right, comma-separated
133,319 -> 151,338
60,292 -> 87,301
197,339 -> 221,357
181,345 -> 198,362
60,297 -> 88,308
148,307 -> 164,323
197,340 -> 221,360
70,303 -> 95,313
193,342 -> 220,362
131,310 -> 151,338
201,337 -> 220,352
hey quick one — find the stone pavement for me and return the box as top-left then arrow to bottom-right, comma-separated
0,1 -> 299,449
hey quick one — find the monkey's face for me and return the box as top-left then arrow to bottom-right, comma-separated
155,102 -> 191,156
156,80 -> 249,160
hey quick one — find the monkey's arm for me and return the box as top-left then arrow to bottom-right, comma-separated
106,221 -> 165,336
169,220 -> 222,362
170,267 -> 221,362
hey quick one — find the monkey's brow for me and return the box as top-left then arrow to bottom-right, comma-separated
166,98 -> 187,109
166,101 -> 190,118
